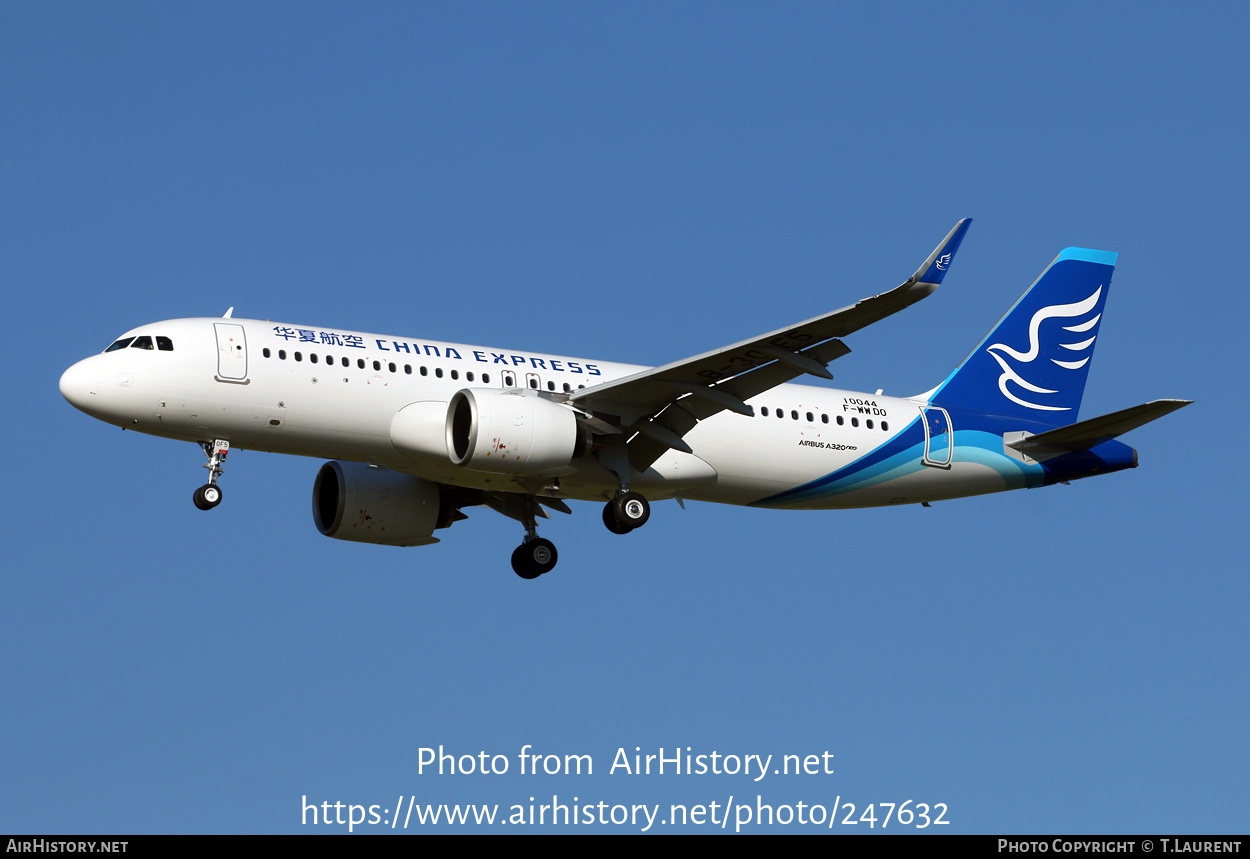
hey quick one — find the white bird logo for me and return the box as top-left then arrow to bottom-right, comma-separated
985,287 -> 1102,411
934,253 -> 952,271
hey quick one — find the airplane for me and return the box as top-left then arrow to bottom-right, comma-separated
59,220 -> 1190,579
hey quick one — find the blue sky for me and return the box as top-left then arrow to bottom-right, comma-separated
3,3 -> 1245,833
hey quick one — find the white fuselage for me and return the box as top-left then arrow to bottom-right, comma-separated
60,317 -> 1019,510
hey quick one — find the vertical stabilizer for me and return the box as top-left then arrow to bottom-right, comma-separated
930,248 -> 1116,426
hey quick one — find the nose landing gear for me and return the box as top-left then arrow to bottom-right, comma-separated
193,439 -> 229,510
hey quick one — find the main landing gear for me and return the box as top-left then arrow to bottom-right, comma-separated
509,495 -> 559,580
508,488 -> 651,578
192,439 -> 229,511
511,538 -> 558,580
602,490 -> 650,534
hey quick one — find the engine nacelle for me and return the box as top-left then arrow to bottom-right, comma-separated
446,388 -> 588,474
391,400 -> 451,461
312,460 -> 445,547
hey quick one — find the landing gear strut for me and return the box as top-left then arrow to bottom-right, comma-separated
193,439 -> 229,511
603,490 -> 650,534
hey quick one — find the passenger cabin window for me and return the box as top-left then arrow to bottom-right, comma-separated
263,348 -> 271,358
130,336 -> 154,350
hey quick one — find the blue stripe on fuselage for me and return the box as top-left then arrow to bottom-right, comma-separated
755,416 -> 928,506
753,407 -> 1137,508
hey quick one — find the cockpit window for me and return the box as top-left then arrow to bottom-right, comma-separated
156,336 -> 174,351
131,336 -> 154,350
105,337 -> 135,352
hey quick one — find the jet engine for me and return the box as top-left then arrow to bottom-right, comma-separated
312,460 -> 449,546
446,388 -> 590,475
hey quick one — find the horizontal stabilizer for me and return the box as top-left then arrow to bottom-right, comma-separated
1006,399 -> 1192,454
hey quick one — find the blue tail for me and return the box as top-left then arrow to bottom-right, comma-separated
929,247 -> 1117,427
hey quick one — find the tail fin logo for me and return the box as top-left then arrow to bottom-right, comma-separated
934,253 -> 952,271
985,286 -> 1103,412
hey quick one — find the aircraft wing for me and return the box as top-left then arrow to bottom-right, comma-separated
569,219 -> 972,462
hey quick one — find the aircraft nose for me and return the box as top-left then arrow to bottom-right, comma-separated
59,359 -> 97,411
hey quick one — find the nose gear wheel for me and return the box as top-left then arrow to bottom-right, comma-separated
193,484 -> 223,510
